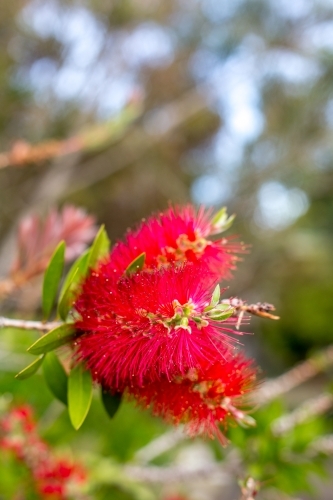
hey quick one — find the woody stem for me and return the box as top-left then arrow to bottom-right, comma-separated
0,316 -> 62,332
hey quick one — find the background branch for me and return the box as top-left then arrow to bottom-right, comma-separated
254,345 -> 333,405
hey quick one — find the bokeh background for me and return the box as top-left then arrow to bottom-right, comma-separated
1,1 -> 333,499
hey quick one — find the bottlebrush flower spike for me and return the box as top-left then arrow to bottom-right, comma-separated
107,205 -> 245,280
129,353 -> 257,443
74,261 -> 244,390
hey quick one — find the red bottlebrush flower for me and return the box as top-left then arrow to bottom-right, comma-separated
39,483 -> 64,497
36,459 -> 86,499
129,353 -> 257,443
107,205 -> 244,280
0,404 -> 35,435
75,261 -> 243,390
0,404 -> 86,500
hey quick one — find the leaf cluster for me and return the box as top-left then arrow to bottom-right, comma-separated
15,225 -> 127,431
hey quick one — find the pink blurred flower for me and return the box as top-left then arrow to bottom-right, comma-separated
11,205 -> 97,275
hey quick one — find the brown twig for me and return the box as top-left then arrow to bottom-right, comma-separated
133,427 -> 185,464
124,450 -> 241,484
0,100 -> 142,170
271,392 -> 333,436
221,298 -> 279,330
0,262 -> 48,300
254,344 -> 333,405
309,434 -> 333,456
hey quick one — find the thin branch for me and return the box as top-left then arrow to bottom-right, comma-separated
309,434 -> 333,456
0,262 -> 49,300
0,100 -> 142,170
254,344 -> 333,405
271,392 -> 333,436
221,298 -> 279,329
123,460 -> 236,484
133,427 -> 185,464
0,317 -> 61,332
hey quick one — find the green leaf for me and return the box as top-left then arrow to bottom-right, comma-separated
101,389 -> 122,419
57,250 -> 91,320
125,252 -> 146,276
68,363 -> 93,430
59,250 -> 89,301
27,324 -> 76,355
43,352 -> 68,405
87,224 -> 110,270
57,268 -> 79,320
15,355 -> 45,380
210,284 -> 220,307
42,241 -> 66,320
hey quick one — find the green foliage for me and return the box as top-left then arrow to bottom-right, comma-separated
43,352 -> 68,405
15,355 -> 44,380
68,363 -> 93,430
228,400 -> 329,496
42,241 -> 66,320
27,324 -> 76,355
101,390 -> 122,419
58,226 -> 110,320
87,224 -> 110,270
59,251 -> 89,300
92,483 -> 154,500
57,268 -> 80,320
0,450 -> 39,499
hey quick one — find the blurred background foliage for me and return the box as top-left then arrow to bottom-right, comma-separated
1,1 -> 333,498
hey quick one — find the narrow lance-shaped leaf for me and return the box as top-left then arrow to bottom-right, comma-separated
57,268 -> 79,321
57,250 -> 90,320
68,363 -> 93,430
43,352 -> 68,405
126,252 -> 146,276
42,241 -> 66,320
101,389 -> 122,419
15,355 -> 45,380
58,250 -> 89,303
87,224 -> 110,270
27,324 -> 76,355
